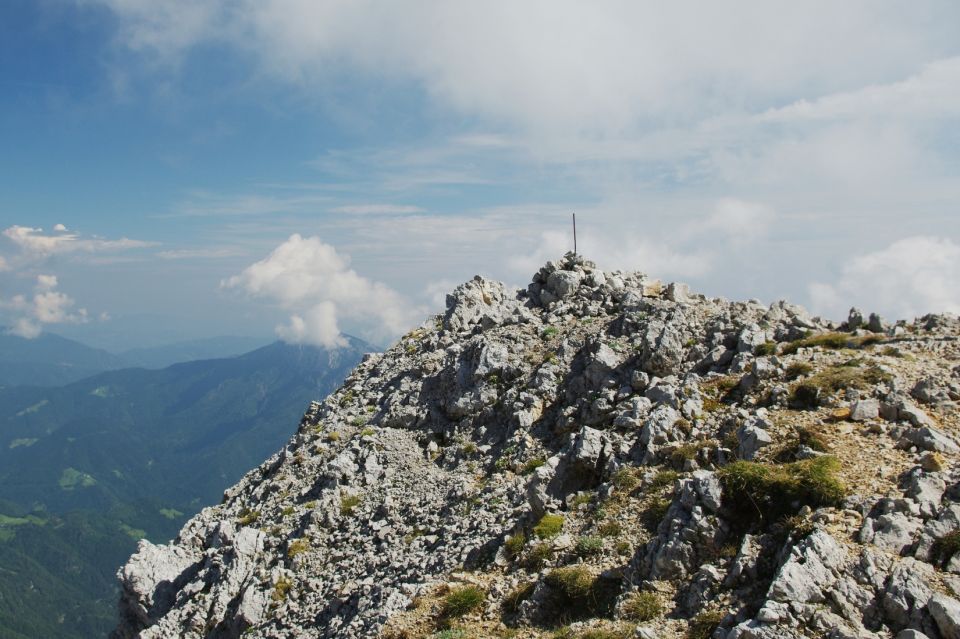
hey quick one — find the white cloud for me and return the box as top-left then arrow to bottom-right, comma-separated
809,236 -> 960,321
222,234 -> 422,347
53,223 -> 68,232
2,275 -> 90,339
0,256 -> 8,272
2,225 -> 154,260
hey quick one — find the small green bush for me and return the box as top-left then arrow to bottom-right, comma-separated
575,535 -> 604,557
440,585 -> 485,619
533,513 -> 564,539
621,591 -> 662,622
542,326 -> 559,338
360,427 -> 376,436
781,332 -> 851,355
718,456 -> 845,530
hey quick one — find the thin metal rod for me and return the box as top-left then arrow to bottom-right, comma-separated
572,213 -> 577,255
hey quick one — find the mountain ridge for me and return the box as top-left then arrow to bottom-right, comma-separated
113,254 -> 960,639
0,337 -> 374,639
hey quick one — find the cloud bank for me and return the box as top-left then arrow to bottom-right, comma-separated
809,236 -> 960,321
223,234 -> 422,347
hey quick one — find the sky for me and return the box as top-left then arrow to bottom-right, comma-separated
1,1 -> 959,350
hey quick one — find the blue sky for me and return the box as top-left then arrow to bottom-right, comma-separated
1,1 -> 959,349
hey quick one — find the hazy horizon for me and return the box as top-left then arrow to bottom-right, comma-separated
2,1 -> 959,350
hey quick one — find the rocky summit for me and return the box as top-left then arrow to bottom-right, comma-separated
113,254 -> 960,639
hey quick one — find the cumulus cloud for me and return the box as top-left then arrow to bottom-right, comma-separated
809,236 -> 960,321
2,225 -> 154,260
222,234 -> 422,347
52,223 -> 68,232
2,275 -> 89,339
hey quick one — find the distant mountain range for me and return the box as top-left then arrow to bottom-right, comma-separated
0,336 -> 372,639
0,332 -> 129,387
0,331 -> 273,387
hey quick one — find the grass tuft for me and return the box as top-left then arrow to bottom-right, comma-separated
717,456 -> 846,530
621,591 -> 662,621
440,585 -> 485,620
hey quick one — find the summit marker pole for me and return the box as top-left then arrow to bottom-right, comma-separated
572,213 -> 577,255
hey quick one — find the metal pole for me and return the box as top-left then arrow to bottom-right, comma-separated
573,213 -> 577,255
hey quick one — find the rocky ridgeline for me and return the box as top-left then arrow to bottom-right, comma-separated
113,254 -> 960,639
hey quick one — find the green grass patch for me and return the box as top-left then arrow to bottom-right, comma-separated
782,331 -> 885,356
8,438 -> 38,449
236,507 -> 260,526
159,508 -> 183,520
789,362 -> 891,408
533,513 -> 564,539
648,469 -> 679,490
717,456 -> 846,530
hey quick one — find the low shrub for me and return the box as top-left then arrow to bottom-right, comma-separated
717,456 -> 846,530
575,535 -> 604,557
621,591 -> 662,621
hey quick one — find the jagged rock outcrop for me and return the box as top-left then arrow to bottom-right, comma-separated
113,254 -> 960,639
